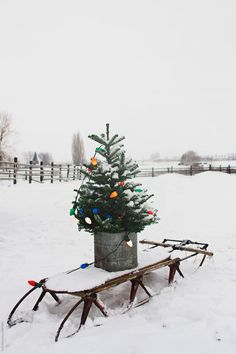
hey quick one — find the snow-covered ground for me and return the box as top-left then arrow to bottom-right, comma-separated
138,159 -> 236,169
1,172 -> 236,354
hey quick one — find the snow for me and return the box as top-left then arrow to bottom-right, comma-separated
1,172 -> 236,353
45,248 -> 170,292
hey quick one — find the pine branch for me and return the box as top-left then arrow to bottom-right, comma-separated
110,136 -> 125,146
95,149 -> 107,158
107,134 -> 119,146
109,148 -> 121,159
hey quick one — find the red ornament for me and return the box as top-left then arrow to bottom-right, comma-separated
28,280 -> 37,287
147,210 -> 154,215
118,181 -> 125,187
118,212 -> 125,219
87,168 -> 91,173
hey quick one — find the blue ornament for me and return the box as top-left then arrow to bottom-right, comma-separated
80,263 -> 89,269
78,208 -> 84,214
105,213 -> 112,219
92,208 -> 100,214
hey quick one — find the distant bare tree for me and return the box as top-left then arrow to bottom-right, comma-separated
38,152 -> 53,165
72,132 -> 85,165
0,111 -> 13,160
180,150 -> 200,165
23,151 -> 34,164
23,151 -> 53,164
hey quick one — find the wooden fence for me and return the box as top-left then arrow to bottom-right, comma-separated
137,164 -> 236,177
0,158 -> 82,184
0,158 -> 236,185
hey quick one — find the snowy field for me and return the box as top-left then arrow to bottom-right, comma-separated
1,172 -> 236,354
138,159 -> 236,169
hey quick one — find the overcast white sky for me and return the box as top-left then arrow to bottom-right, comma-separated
0,0 -> 236,162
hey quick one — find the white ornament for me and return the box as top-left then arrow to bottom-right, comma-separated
126,240 -> 133,247
85,217 -> 92,224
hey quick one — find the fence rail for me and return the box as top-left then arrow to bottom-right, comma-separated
0,158 -> 236,185
0,158 -> 82,184
137,164 -> 236,177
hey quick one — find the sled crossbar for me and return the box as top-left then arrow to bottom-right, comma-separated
139,240 -> 214,257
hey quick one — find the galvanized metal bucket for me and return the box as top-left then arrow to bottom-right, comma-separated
94,231 -> 138,272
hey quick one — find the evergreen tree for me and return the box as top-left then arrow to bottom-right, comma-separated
32,152 -> 39,165
71,124 -> 158,234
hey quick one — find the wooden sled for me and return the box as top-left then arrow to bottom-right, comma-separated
7,239 -> 213,341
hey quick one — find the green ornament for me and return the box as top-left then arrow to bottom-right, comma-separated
70,208 -> 75,216
135,188 -> 143,193
96,147 -> 105,152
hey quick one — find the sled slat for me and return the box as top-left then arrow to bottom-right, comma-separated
139,240 -> 214,256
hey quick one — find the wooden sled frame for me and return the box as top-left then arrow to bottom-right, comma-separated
7,239 -> 213,341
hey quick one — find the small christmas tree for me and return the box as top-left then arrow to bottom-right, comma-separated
71,124 -> 158,234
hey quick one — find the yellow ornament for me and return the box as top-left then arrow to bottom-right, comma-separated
110,191 -> 118,199
91,158 -> 97,166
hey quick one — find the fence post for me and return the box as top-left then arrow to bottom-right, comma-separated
167,167 -> 170,173
227,164 -> 231,174
80,166 -> 82,180
59,164 -> 62,182
40,161 -> 44,182
190,165 -> 193,176
67,164 -> 70,180
151,167 -> 154,177
73,165 -> 76,180
171,166 -> 173,173
29,161 -> 32,183
209,164 -> 212,171
13,157 -> 18,184
51,162 -> 54,183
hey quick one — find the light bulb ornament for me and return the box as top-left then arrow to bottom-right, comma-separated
80,263 -> 89,269
70,144 -> 104,217
70,207 -> 76,216
91,157 -> 97,166
110,191 -> 118,199
92,208 -> 100,214
67,261 -> 94,274
123,233 -> 133,248
85,217 -> 92,224
118,181 -> 125,187
96,147 -> 105,153
28,280 -> 42,288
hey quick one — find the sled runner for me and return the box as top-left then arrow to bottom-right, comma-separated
7,239 -> 213,341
